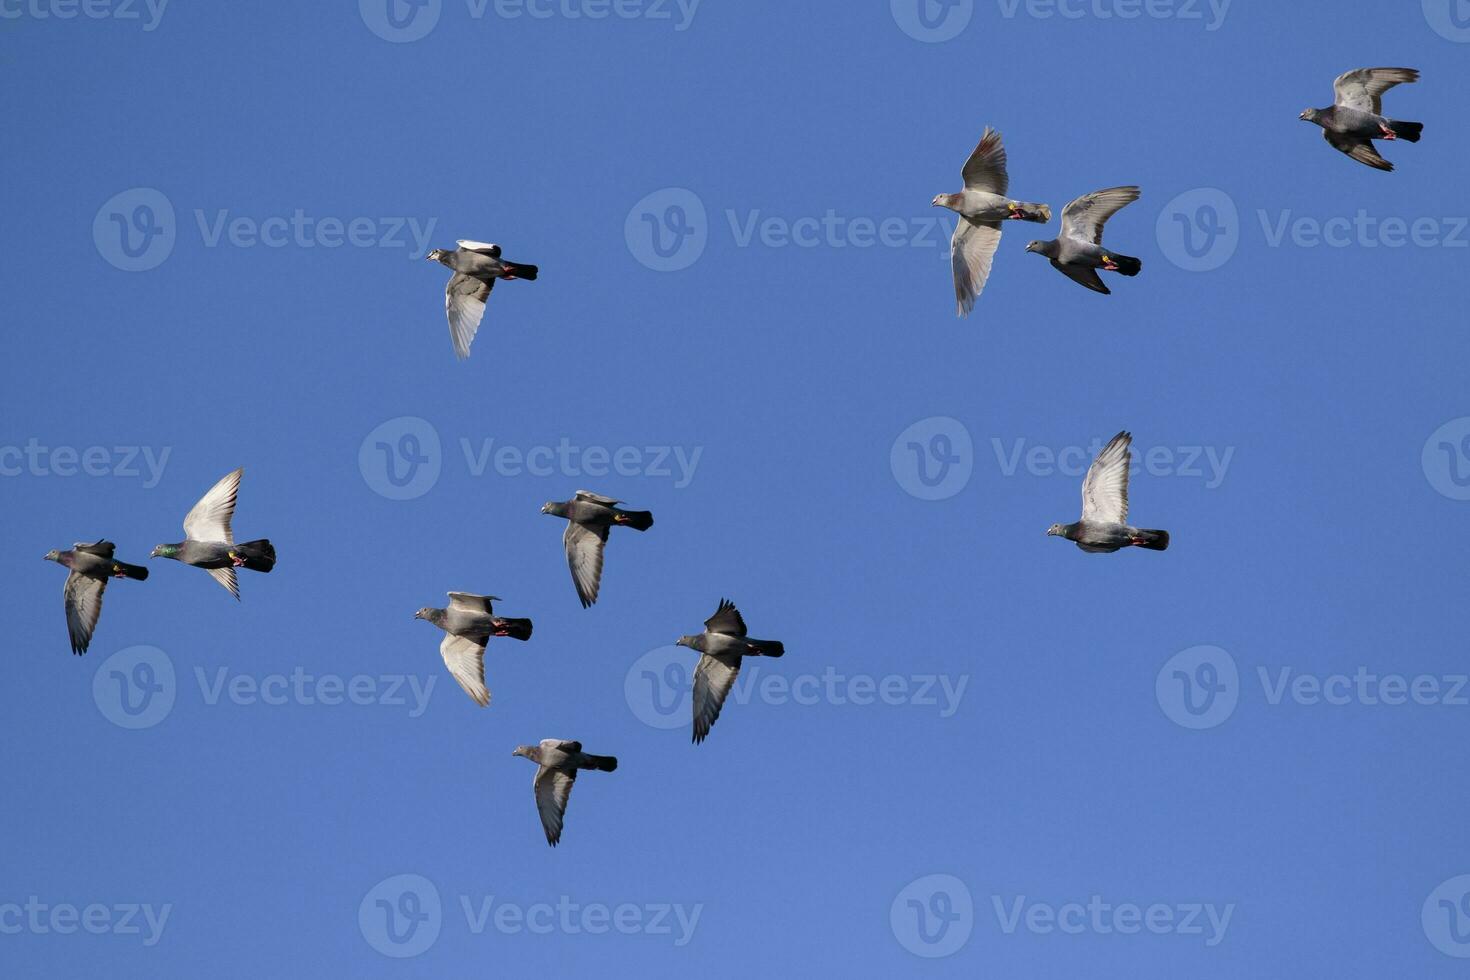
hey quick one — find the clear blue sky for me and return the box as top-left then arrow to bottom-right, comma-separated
4,0 -> 1470,975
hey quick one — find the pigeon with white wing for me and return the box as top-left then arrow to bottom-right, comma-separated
1047,431 -> 1169,553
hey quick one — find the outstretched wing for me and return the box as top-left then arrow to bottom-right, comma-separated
960,127 -> 1009,196
951,218 -> 1002,316
1324,130 -> 1392,172
692,652 -> 742,744
445,272 -> 492,360
563,521 -> 608,608
533,766 -> 576,846
73,540 -> 115,558
573,490 -> 621,506
703,598 -> 747,637
1054,262 -> 1110,295
456,240 -> 501,257
206,567 -> 240,601
1080,431 -> 1132,524
448,592 -> 495,614
1332,67 -> 1418,114
183,468 -> 240,544
63,570 -> 107,655
439,633 -> 490,707
1060,186 -> 1140,245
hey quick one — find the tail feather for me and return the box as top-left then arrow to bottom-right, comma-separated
615,509 -> 654,531
505,261 -> 538,281
749,639 -> 785,658
113,561 -> 149,581
231,539 -> 276,572
584,754 -> 618,772
1107,253 -> 1143,277
1130,529 -> 1169,551
1389,120 -> 1423,143
1016,202 -> 1051,223
492,617 -> 534,641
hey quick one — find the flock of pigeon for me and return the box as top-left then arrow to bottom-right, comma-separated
47,66 -> 1422,845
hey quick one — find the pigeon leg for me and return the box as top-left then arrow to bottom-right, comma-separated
228,551 -> 246,567
1379,123 -> 1397,140
1100,254 -> 1120,271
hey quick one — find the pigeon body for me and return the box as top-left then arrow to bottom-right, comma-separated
541,491 -> 653,607
1047,431 -> 1169,553
676,599 -> 785,744
44,539 -> 147,654
511,739 -> 618,847
151,468 -> 276,600
415,592 -> 533,707
1300,68 -> 1421,172
1025,186 -> 1142,295
426,240 -> 539,360
932,128 -> 1052,316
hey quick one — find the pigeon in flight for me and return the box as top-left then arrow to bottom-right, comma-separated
1300,68 -> 1422,172
414,592 -> 533,707
151,468 -> 276,599
1047,431 -> 1169,553
426,240 -> 539,360
511,739 -> 618,847
540,491 -> 653,607
676,599 -> 785,744
932,127 -> 1052,316
1025,186 -> 1142,295
44,540 -> 148,654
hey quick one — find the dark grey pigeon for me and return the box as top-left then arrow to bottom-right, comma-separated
1300,68 -> 1422,172
425,240 -> 539,360
676,599 -> 785,744
1025,186 -> 1142,295
1047,431 -> 1169,553
414,592 -> 533,707
151,467 -> 276,600
931,127 -> 1053,317
44,540 -> 148,654
511,739 -> 618,847
540,491 -> 653,607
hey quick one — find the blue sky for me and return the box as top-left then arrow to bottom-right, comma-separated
4,0 -> 1470,975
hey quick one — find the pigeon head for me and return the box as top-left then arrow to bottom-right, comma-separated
511,745 -> 533,760
426,248 -> 451,264
1299,108 -> 1321,123
413,607 -> 441,624
150,543 -> 180,559
1025,240 -> 1057,258
1046,523 -> 1066,537
931,193 -> 957,210
43,549 -> 61,563
540,501 -> 567,518
675,634 -> 703,651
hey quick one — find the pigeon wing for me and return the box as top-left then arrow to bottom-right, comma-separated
533,766 -> 575,846
456,240 -> 501,257
951,218 -> 1002,316
1060,186 -> 1140,245
1324,130 -> 1392,171
1054,262 -> 1110,294
563,521 -> 608,608
960,127 -> 1009,196
703,598 -> 747,637
445,272 -> 492,360
692,652 -> 742,744
206,567 -> 240,601
1332,67 -> 1418,114
63,570 -> 106,655
573,490 -> 621,506
74,540 -> 115,558
448,592 -> 496,614
439,633 -> 490,707
183,468 -> 240,544
1080,431 -> 1132,523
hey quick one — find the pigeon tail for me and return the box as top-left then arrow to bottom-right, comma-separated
112,561 -> 149,581
614,509 -> 654,531
1130,529 -> 1169,551
1012,202 -> 1052,223
231,539 -> 277,572
492,617 -> 534,641
1387,120 -> 1422,142
583,753 -> 618,772
748,639 -> 785,658
504,261 -> 538,281
1104,253 -> 1142,277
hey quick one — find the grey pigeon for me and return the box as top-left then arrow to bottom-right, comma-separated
540,491 -> 653,607
425,240 -> 539,360
151,468 -> 276,600
932,127 -> 1052,316
1025,186 -> 1142,295
414,592 -> 533,707
44,540 -> 148,654
1047,431 -> 1169,553
676,599 -> 785,744
511,739 -> 618,847
1300,68 -> 1422,172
